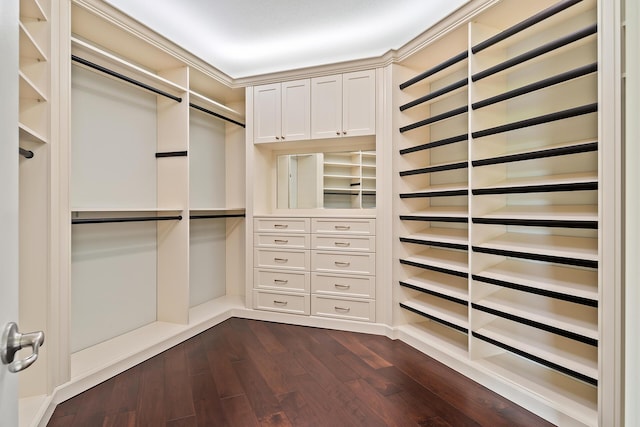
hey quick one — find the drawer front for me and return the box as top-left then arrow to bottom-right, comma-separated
254,290 -> 310,315
255,233 -> 310,249
311,295 -> 375,322
311,273 -> 375,298
254,217 -> 310,233
311,218 -> 375,235
254,248 -> 310,270
311,235 -> 375,252
312,251 -> 375,275
254,269 -> 310,292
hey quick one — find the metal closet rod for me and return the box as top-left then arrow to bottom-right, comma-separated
19,148 -> 34,159
71,55 -> 183,103
72,215 -> 183,225
189,213 -> 246,220
189,103 -> 246,128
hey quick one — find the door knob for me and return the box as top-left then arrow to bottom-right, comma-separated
1,322 -> 45,373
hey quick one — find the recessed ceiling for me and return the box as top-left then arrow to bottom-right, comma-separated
103,0 -> 470,78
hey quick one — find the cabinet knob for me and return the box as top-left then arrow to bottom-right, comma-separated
336,131 -> 341,136
281,136 -> 285,140
275,136 -> 280,140
343,131 -> 347,135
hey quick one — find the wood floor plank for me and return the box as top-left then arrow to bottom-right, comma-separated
163,344 -> 195,423
135,353 -> 166,427
48,318 -> 556,427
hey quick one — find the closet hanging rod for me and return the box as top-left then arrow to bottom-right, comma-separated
472,0 -> 583,54
189,103 -> 246,128
71,55 -> 183,103
189,214 -> 246,220
19,148 -> 34,159
72,215 -> 183,225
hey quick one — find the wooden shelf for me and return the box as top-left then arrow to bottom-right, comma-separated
400,297 -> 469,333
472,171 -> 597,195
400,182 -> 468,199
19,71 -> 47,102
20,0 -> 48,21
399,51 -> 468,89
19,22 -> 48,62
400,274 -> 468,304
400,160 -> 468,177
473,318 -> 598,385
473,204 -> 598,228
473,231 -> 598,267
400,227 -> 468,248
19,122 -> 48,144
473,288 -> 597,344
472,139 -> 597,167
400,248 -> 469,277
473,258 -> 597,306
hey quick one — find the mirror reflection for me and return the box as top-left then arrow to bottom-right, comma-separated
277,151 -> 376,209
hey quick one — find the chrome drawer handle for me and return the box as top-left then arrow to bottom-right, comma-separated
334,225 -> 350,230
334,284 -> 351,289
274,224 -> 288,229
334,261 -> 350,267
274,258 -> 289,263
274,279 -> 289,284
274,239 -> 289,244
273,300 -> 288,306
334,241 -> 350,247
334,306 -> 351,312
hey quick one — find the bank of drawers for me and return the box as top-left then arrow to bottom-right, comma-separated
253,217 -> 375,321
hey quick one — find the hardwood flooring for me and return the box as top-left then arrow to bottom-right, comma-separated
47,317 -> 555,426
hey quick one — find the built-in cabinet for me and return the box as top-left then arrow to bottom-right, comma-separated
394,0 -> 606,425
253,217 -> 376,322
311,70 -> 376,139
253,79 -> 310,143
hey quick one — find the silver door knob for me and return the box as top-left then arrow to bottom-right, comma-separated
1,322 -> 45,373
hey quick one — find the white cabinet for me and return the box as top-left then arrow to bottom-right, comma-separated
311,70 -> 376,139
253,79 -> 310,143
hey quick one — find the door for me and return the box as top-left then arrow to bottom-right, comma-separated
0,0 -> 20,424
342,70 -> 376,137
311,74 -> 342,139
253,83 -> 282,143
281,79 -> 310,141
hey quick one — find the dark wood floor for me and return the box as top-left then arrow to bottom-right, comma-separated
47,317 -> 554,427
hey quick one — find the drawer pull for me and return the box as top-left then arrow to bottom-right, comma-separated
274,257 -> 289,263
334,283 -> 351,290
274,279 -> 289,284
334,225 -> 351,230
334,261 -> 351,267
274,224 -> 288,229
273,300 -> 288,306
334,241 -> 351,247
334,306 -> 351,312
274,239 -> 289,244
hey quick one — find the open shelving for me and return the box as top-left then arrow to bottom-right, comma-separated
394,0 -> 601,424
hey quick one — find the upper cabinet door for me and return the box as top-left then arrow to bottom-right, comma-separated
282,79 -> 310,141
311,75 -> 343,139
343,70 -> 376,137
254,83 -> 282,143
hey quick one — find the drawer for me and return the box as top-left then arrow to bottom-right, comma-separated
255,233 -> 310,249
312,273 -> 375,298
311,295 -> 375,322
254,217 -> 310,233
312,251 -> 375,275
311,235 -> 375,252
311,218 -> 375,235
254,290 -> 310,315
254,269 -> 310,293
254,248 -> 310,270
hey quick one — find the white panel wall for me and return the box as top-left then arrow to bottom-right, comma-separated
71,66 -> 157,209
189,109 -> 226,209
189,219 -> 226,306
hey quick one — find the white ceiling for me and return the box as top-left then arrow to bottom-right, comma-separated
103,0 -> 470,78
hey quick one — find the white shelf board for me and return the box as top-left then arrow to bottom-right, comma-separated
472,139 -> 597,163
403,207 -> 469,219
479,204 -> 597,222
403,227 -> 468,246
324,161 -> 360,167
189,207 -> 245,213
403,247 -> 469,274
476,232 -> 598,261
401,298 -> 469,330
475,354 -> 597,426
475,318 -> 598,381
474,259 -> 598,302
405,182 -> 468,194
402,274 -> 468,302
19,22 -> 48,62
475,288 -> 598,340
19,122 -> 48,144
397,321 -> 469,357
20,0 -> 48,21
19,70 -> 47,101
473,172 -> 597,192
71,207 -> 184,213
324,174 -> 360,179
190,90 -> 244,121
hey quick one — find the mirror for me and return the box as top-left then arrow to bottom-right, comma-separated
277,151 -> 376,209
